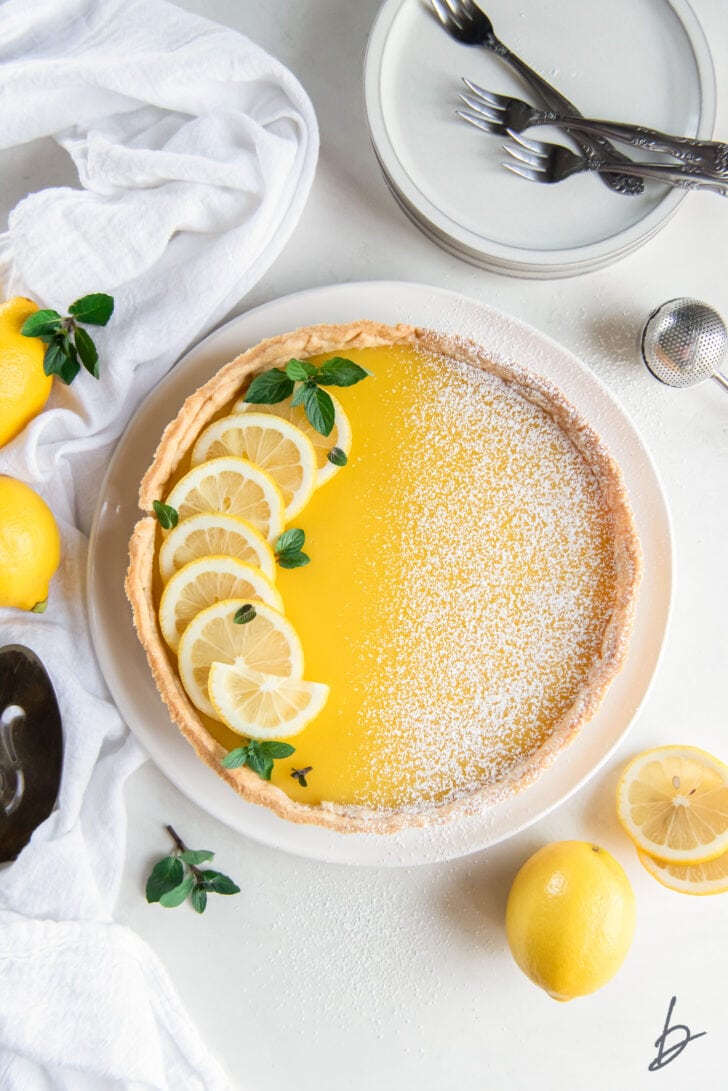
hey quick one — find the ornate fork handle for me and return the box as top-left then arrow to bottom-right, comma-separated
489,45 -> 644,195
540,113 -> 728,175
580,155 -> 728,195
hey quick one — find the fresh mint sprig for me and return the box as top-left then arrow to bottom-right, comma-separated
221,739 -> 296,780
152,500 -> 179,529
244,356 -> 371,437
21,293 -> 114,385
274,528 -> 310,569
327,447 -> 348,467
145,825 -> 240,914
233,603 -> 257,624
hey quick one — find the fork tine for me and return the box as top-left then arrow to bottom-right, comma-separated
456,93 -> 503,122
430,0 -> 460,30
503,142 -> 544,167
456,110 -> 501,135
502,162 -> 543,183
461,79 -> 504,108
505,128 -> 547,154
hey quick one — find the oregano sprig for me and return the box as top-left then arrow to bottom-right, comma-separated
145,825 -> 240,914
275,528 -> 310,569
244,356 -> 371,437
21,293 -> 114,385
221,739 -> 296,780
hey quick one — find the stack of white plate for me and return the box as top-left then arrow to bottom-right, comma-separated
364,0 -> 716,278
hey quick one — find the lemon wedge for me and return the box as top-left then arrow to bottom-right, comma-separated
637,846 -> 728,896
158,556 -> 283,653
177,598 -> 304,718
158,513 -> 275,584
163,456 -> 284,544
616,745 -> 728,864
191,414 -> 317,519
233,392 -> 352,488
208,662 -> 328,739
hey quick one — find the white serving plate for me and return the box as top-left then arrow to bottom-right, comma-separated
88,281 -> 672,865
364,0 -> 716,277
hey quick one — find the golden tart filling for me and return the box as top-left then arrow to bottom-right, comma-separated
126,322 -> 642,832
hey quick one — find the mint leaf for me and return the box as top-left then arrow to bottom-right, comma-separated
327,447 -> 348,467
146,856 -> 184,903
245,369 -> 294,405
277,551 -> 310,569
245,745 -> 274,781
190,886 -> 208,914
275,529 -> 305,555
74,326 -> 99,378
199,870 -> 241,895
233,604 -> 256,625
303,385 -> 335,436
317,357 -> 371,387
259,741 -> 296,759
21,309 -> 62,338
291,382 -> 309,408
153,500 -> 178,529
159,876 -> 195,908
43,336 -> 80,385
285,359 -> 317,381
221,746 -> 250,770
179,849 -> 214,866
68,293 -> 114,326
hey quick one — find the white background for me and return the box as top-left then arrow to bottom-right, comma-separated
3,0 -> 728,1088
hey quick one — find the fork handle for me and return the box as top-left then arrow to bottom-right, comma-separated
583,157 -> 728,195
488,41 -> 644,195
541,113 -> 728,176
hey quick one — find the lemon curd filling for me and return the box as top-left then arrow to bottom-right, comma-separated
194,344 -> 618,813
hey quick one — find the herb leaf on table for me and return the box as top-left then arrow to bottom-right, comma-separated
145,825 -> 240,914
21,292 -> 115,385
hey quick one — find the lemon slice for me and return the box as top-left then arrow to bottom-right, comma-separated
158,556 -> 283,653
158,513 -> 275,584
637,847 -> 728,896
208,662 -> 329,739
616,746 -> 728,864
177,598 -> 304,718
233,393 -> 352,488
164,456 -> 284,543
191,414 -> 317,519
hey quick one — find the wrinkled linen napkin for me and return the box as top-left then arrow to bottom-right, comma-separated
0,0 -> 317,1086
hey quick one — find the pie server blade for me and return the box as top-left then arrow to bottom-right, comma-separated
0,644 -> 63,863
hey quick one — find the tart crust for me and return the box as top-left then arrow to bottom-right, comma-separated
125,321 -> 642,834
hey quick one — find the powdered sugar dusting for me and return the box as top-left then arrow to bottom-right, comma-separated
343,348 -> 617,811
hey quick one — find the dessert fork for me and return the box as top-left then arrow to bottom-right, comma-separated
428,0 -> 644,195
503,132 -> 728,196
459,81 -> 728,176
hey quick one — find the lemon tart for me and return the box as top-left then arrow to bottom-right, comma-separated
125,321 -> 642,832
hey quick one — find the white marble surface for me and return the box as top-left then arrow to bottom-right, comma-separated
3,0 -> 728,1087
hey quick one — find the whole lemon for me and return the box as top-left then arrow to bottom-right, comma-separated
0,476 -> 61,611
505,840 -> 636,1001
0,297 -> 53,448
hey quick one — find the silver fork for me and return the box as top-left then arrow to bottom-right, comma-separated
459,81 -> 728,176
428,0 -> 644,195
503,131 -> 728,196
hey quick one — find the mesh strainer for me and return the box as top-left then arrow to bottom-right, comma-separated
641,298 -> 728,392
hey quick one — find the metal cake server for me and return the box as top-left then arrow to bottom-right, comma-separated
0,645 -> 63,863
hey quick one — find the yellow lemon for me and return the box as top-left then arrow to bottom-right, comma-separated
616,745 -> 728,864
637,845 -> 728,896
505,841 -> 636,1001
208,662 -> 329,739
0,476 -> 61,611
0,297 -> 53,447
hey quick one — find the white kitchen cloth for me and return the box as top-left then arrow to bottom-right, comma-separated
0,0 -> 318,1087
